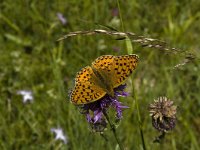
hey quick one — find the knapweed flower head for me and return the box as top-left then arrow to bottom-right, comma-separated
79,84 -> 129,132
149,97 -> 177,132
51,128 -> 68,144
17,90 -> 33,103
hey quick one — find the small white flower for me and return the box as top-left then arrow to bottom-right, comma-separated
17,90 -> 33,103
51,128 -> 68,144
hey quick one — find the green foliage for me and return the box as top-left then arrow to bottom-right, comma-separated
0,0 -> 200,149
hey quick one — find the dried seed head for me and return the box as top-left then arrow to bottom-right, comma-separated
149,97 -> 177,132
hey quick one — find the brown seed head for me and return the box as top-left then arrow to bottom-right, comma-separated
149,97 -> 177,132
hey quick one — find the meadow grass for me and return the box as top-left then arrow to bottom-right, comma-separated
0,0 -> 200,149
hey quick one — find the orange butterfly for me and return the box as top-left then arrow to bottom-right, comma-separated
70,54 -> 139,105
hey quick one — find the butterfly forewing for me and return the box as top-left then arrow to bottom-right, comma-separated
92,54 -> 139,88
70,66 -> 106,105
113,54 -> 139,88
91,55 -> 115,71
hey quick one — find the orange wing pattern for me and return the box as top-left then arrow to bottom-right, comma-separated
70,54 -> 139,105
113,54 -> 139,87
91,55 -> 115,71
70,66 -> 106,105
91,54 -> 139,88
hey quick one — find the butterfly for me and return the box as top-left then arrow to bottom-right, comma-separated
70,54 -> 139,105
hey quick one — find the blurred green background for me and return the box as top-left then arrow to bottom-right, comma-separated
0,0 -> 200,149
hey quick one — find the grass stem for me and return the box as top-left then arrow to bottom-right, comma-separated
132,79 -> 147,150
135,97 -> 146,150
103,110 -> 123,150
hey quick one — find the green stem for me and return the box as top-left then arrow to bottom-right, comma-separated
153,132 -> 166,143
132,81 -> 146,150
103,111 -> 123,150
135,98 -> 146,150
117,0 -> 125,31
117,0 -> 130,54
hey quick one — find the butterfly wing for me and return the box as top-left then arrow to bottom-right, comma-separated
91,55 -> 115,72
91,54 -> 139,88
70,66 -> 106,105
71,54 -> 139,104
91,55 -> 115,84
91,55 -> 116,95
112,54 -> 139,88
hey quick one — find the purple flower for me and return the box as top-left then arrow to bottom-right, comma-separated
113,46 -> 120,52
57,12 -> 67,25
111,8 -> 119,17
79,84 -> 129,132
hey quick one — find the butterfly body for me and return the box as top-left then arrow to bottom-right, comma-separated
70,54 -> 139,105
91,66 -> 114,96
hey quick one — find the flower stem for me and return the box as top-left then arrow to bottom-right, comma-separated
153,132 -> 166,143
103,110 -> 123,150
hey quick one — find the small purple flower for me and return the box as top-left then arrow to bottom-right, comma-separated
79,84 -> 129,132
57,12 -> 67,25
113,46 -> 120,52
51,127 -> 68,144
111,8 -> 119,17
17,90 -> 33,103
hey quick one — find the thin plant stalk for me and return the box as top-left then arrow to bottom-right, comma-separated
135,97 -> 146,150
132,80 -> 147,150
103,111 -> 123,150
117,1 -> 146,149
117,0 -> 125,32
